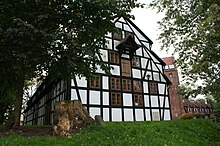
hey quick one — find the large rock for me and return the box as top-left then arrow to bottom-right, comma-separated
52,100 -> 94,136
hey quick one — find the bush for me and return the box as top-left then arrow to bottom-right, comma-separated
181,113 -> 193,119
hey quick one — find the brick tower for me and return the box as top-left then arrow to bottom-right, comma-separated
162,57 -> 183,120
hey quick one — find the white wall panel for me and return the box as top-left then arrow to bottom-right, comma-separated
96,65 -> 105,74
124,109 -> 133,121
144,95 -> 150,107
102,76 -> 109,90
79,90 -> 87,104
153,72 -> 160,81
76,76 -> 87,87
164,110 -> 171,120
123,93 -> 132,106
132,69 -> 141,79
71,89 -> 78,100
151,96 -> 159,107
143,81 -> 149,93
110,65 -> 120,76
89,90 -> 100,105
158,83 -> 165,94
135,109 -> 144,121
152,109 -> 160,121
165,97 -> 169,107
136,48 -> 142,56
145,109 -> 151,121
143,49 -> 150,58
90,108 -> 100,119
112,108 -> 122,121
159,96 -> 165,108
141,58 -> 147,68
103,92 -> 109,105
100,49 -> 108,62
103,108 -> 109,121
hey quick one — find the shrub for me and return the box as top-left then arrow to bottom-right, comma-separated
181,113 -> 193,119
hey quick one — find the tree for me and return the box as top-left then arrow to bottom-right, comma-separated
178,84 -> 199,99
0,0 -> 142,127
149,0 -> 220,111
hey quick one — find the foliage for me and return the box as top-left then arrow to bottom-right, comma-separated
0,119 -> 220,145
181,113 -> 194,120
0,0 -> 142,126
179,84 -> 200,99
149,1 -> 220,105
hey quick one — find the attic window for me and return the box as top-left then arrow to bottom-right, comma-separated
116,34 -> 139,56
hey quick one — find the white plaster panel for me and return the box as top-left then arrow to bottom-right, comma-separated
143,81 -> 149,93
153,72 -> 160,81
101,50 -> 108,61
112,108 -> 122,121
141,58 -> 147,68
89,90 -> 100,105
103,108 -> 109,121
76,76 -> 87,87
105,32 -> 111,38
132,69 -> 141,79
151,96 -> 159,107
136,48 -> 142,56
103,92 -> 109,105
121,54 -> 130,58
123,24 -> 130,31
124,109 -> 134,121
89,108 -> 100,119
105,38 -> 112,49
135,36 -> 142,46
96,65 -> 105,74
135,109 -> 144,121
164,110 -> 171,120
143,48 -> 150,58
79,90 -> 87,104
160,74 -> 166,82
115,22 -> 122,29
130,25 -> 145,41
110,65 -> 120,76
150,53 -> 160,63
114,40 -> 120,50
152,63 -> 158,72
102,76 -> 109,90
145,109 -> 151,121
158,83 -> 165,95
165,97 -> 169,108
71,89 -> 78,100
147,62 -> 151,70
157,64 -> 163,72
159,96 -> 165,108
144,95 -> 150,107
152,109 -> 160,121
123,93 -> 132,106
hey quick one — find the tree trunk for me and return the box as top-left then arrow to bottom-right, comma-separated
13,59 -> 25,128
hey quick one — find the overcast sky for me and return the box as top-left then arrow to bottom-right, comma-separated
131,1 -> 174,58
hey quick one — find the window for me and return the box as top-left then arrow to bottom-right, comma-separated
110,51 -> 119,63
111,92 -> 121,106
90,75 -> 101,88
111,77 -> 121,90
134,94 -> 143,106
121,59 -> 131,77
122,79 -> 131,91
132,57 -> 140,67
149,82 -> 158,94
133,80 -> 142,92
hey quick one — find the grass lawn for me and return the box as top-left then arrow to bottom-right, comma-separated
0,119 -> 220,146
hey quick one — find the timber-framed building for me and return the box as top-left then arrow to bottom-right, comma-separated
24,18 -> 172,125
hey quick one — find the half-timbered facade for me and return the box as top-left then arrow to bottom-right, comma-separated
24,18 -> 172,125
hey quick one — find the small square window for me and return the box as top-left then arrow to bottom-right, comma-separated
111,92 -> 121,106
149,82 -> 158,94
90,75 -> 101,88
134,94 -> 143,106
110,51 -> 119,63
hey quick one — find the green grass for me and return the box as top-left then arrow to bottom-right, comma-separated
0,119 -> 220,146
